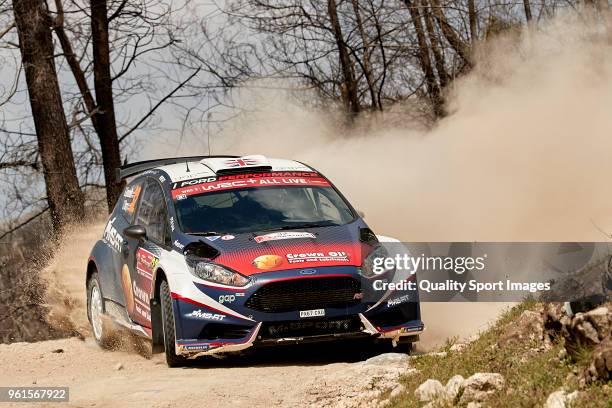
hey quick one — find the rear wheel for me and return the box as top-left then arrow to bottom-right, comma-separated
87,273 -> 111,347
160,280 -> 188,367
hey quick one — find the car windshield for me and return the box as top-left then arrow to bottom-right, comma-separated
174,186 -> 355,235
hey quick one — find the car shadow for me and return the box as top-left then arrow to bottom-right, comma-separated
179,339 -> 412,369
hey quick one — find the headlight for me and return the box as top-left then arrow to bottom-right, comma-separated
186,256 -> 250,287
360,245 -> 395,278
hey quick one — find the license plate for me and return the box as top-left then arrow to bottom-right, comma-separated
299,309 -> 325,318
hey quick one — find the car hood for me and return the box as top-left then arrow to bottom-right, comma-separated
193,223 -> 367,276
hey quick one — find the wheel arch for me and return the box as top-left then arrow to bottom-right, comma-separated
86,257 -> 97,287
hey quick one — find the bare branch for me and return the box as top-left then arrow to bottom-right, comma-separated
119,67 -> 201,143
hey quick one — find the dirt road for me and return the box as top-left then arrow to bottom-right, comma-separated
0,337 -> 411,408
0,301 -> 509,408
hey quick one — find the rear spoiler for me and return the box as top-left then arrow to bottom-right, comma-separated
116,155 -> 238,182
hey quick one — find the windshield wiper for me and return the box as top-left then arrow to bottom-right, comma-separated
259,222 -> 339,233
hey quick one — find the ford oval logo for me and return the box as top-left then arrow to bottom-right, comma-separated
299,269 -> 317,275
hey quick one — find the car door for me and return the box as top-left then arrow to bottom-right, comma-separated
126,178 -> 171,327
103,178 -> 144,305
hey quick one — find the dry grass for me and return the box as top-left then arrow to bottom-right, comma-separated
390,301 -> 610,407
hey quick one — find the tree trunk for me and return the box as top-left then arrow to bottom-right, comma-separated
421,0 -> 450,89
350,0 -> 378,110
467,0 -> 478,44
523,0 -> 533,22
91,0 -> 123,211
404,0 -> 443,117
429,0 -> 472,68
328,0 -> 361,118
12,0 -> 85,234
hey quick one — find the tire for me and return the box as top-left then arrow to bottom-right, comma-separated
395,341 -> 414,354
160,280 -> 189,367
87,272 -> 112,347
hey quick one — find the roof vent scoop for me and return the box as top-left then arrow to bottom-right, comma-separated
201,155 -> 272,175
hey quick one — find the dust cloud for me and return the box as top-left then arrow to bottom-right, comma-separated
42,223 -> 105,336
205,13 -> 612,242
48,13 -> 612,349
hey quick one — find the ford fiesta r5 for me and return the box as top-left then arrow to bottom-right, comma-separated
86,155 -> 424,366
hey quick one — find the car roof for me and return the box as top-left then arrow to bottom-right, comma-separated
155,155 -> 315,183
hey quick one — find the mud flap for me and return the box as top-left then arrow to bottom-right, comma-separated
151,298 -> 164,353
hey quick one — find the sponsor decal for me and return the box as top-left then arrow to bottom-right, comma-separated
122,185 -> 142,215
205,236 -> 220,241
180,344 -> 210,351
221,234 -> 235,241
254,231 -> 316,243
173,176 -> 217,189
137,251 -> 159,271
159,175 -> 166,183
223,158 -> 261,167
188,310 -> 226,321
169,217 -> 175,231
252,254 -> 284,270
299,268 -> 317,275
120,264 -> 134,314
174,240 -> 185,250
267,318 -> 350,336
103,217 -> 124,253
286,251 -> 349,264
387,294 -> 411,307
218,294 -> 236,304
171,174 -> 330,199
176,193 -> 187,201
172,170 -> 215,183
132,248 -> 156,324
299,309 -> 325,318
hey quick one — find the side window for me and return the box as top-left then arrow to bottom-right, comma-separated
315,190 -> 341,220
135,180 -> 170,246
119,180 -> 144,223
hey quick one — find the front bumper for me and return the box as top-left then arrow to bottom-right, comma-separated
172,266 -> 424,358
177,313 -> 424,358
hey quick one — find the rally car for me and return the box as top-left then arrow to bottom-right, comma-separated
86,155 -> 424,366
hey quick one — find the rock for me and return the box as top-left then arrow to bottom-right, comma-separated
584,307 -> 610,335
444,374 -> 465,400
543,389 -> 580,408
450,343 -> 467,352
466,402 -> 482,408
377,399 -> 390,407
389,384 -> 405,399
427,352 -> 447,358
558,348 -> 568,360
499,310 -> 544,346
51,348 -> 64,353
460,373 -> 504,403
414,379 -> 444,402
114,363 -> 124,371
572,319 -> 600,345
566,391 -> 579,404
584,337 -> 612,382
363,353 -> 410,367
543,390 -> 567,408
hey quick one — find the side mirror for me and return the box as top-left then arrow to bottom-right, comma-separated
357,210 -> 365,218
124,225 -> 147,241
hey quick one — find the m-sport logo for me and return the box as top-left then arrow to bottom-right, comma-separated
299,269 -> 317,275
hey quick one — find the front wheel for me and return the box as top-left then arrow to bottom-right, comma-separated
87,272 -> 112,347
160,280 -> 189,367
